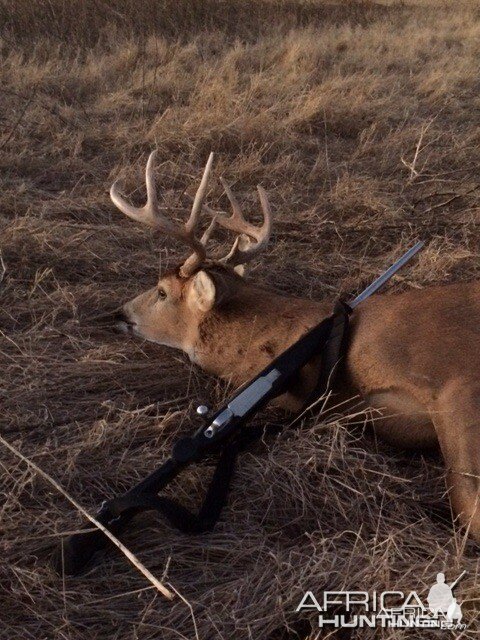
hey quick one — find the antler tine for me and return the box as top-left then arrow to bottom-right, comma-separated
144,150 -> 159,211
215,180 -> 272,267
256,185 -> 272,238
186,152 -> 214,235
200,215 -> 217,245
219,177 -> 244,222
110,150 -> 177,234
179,152 -> 215,277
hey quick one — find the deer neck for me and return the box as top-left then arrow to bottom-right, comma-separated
190,285 -> 329,387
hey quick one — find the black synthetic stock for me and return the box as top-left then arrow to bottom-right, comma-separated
54,433 -> 259,574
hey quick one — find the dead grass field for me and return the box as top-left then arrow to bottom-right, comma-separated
1,1 -> 480,638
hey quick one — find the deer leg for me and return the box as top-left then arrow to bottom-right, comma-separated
432,378 -> 480,540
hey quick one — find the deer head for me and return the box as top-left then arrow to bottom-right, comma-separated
111,151 -> 273,366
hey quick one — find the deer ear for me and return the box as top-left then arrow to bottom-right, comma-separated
188,270 -> 216,313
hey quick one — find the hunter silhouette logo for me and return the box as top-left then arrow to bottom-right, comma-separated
427,571 -> 464,623
296,570 -> 467,630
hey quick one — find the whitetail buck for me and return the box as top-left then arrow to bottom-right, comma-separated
111,151 -> 480,541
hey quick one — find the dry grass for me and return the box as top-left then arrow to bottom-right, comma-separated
1,1 -> 480,638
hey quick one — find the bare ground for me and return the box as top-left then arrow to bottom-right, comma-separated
1,1 -> 480,638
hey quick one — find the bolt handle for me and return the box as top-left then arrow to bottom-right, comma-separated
196,404 -> 209,416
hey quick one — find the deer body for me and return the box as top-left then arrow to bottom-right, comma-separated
111,152 -> 480,542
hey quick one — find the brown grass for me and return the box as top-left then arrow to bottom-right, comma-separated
1,1 -> 480,638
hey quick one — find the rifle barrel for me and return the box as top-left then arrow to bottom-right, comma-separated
349,241 -> 424,309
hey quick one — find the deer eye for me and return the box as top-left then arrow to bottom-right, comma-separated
157,287 -> 167,301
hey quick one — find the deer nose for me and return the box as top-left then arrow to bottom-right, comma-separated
114,307 -> 137,334
88,307 -> 135,333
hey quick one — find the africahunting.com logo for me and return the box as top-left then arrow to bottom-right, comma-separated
296,571 -> 466,630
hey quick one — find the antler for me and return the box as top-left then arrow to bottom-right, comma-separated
214,178 -> 272,267
110,151 -> 214,277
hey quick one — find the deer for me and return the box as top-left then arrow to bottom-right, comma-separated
110,151 -> 480,542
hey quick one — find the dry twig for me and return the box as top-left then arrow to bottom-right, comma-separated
0,435 -> 175,601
